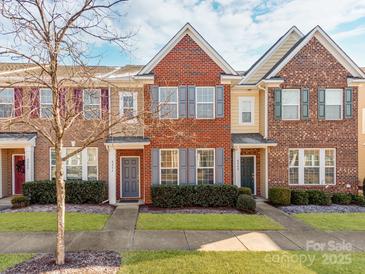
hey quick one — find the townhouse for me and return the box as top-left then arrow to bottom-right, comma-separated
0,23 -> 364,203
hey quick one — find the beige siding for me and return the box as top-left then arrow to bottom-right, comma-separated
231,89 -> 260,133
359,86 -> 365,187
245,32 -> 301,84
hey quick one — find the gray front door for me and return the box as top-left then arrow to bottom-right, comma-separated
121,157 -> 139,198
241,156 -> 255,194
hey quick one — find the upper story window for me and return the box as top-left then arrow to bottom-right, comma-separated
239,96 -> 254,125
120,92 -> 137,121
159,87 -> 178,119
282,89 -> 300,120
160,149 -> 179,185
0,88 -> 13,118
40,88 -> 53,118
83,89 -> 101,119
196,87 -> 215,119
325,89 -> 343,120
197,149 -> 215,184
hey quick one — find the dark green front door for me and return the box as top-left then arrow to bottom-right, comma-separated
240,156 -> 255,194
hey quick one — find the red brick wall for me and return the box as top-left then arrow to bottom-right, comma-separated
268,36 -> 358,193
241,149 -> 261,196
143,34 -> 232,203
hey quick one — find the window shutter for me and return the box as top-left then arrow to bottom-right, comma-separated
73,88 -> 83,114
14,87 -> 23,117
300,88 -> 309,120
101,88 -> 109,119
188,86 -> 196,118
151,85 -> 159,118
178,86 -> 187,118
215,85 -> 224,118
30,88 -> 40,118
318,88 -> 326,120
188,148 -> 196,184
274,88 -> 282,120
151,148 -> 160,185
179,148 -> 188,184
344,88 -> 353,119
215,148 -> 224,184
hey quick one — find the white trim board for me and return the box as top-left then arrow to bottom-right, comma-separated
138,23 -> 237,76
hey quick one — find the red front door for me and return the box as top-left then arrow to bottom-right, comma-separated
14,155 -> 25,194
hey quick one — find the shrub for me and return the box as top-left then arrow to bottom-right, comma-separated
23,180 -> 107,204
11,196 -> 30,209
291,190 -> 309,205
236,194 -> 256,213
238,187 -> 252,196
268,188 -> 291,206
306,190 -> 332,206
351,195 -> 365,206
331,193 -> 352,205
151,184 -> 239,208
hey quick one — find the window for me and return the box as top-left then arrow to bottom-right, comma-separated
288,150 -> 299,184
196,87 -> 215,119
197,149 -> 215,184
83,89 -> 101,119
40,88 -> 53,118
0,88 -> 13,118
239,97 -> 254,125
120,92 -> 137,120
288,148 -> 335,185
160,149 -> 178,185
50,147 -> 98,180
325,89 -> 343,120
282,89 -> 300,120
159,87 -> 178,119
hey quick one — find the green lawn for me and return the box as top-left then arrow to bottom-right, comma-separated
119,251 -> 365,274
0,212 -> 109,232
0,254 -> 34,272
136,213 -> 283,230
294,213 -> 365,231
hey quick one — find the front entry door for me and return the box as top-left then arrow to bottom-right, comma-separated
14,155 -> 25,194
240,156 -> 255,194
121,157 -> 139,198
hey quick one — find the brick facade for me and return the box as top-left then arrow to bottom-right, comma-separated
268,36 -> 358,193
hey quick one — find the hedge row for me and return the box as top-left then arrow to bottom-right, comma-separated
23,180 -> 107,204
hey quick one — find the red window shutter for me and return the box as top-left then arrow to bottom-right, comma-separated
14,87 -> 23,117
73,88 -> 82,113
101,88 -> 109,119
30,88 -> 40,118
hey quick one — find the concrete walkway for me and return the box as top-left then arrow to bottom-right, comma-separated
1,203 -> 365,253
0,196 -> 12,211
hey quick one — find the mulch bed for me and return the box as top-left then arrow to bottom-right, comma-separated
4,251 -> 121,274
0,204 -> 115,215
280,204 -> 365,214
139,205 -> 242,214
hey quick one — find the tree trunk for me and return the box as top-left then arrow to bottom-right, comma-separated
55,142 -> 65,265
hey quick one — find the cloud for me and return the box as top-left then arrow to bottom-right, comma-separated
117,0 -> 365,69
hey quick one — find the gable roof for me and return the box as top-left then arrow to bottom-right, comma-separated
138,23 -> 238,76
240,26 -> 304,84
265,26 -> 365,79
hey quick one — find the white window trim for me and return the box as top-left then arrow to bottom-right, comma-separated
0,88 -> 14,119
83,89 -> 102,120
159,87 -> 178,120
196,87 -> 215,119
119,91 -> 138,123
282,89 -> 300,121
159,149 -> 179,185
196,148 -> 215,184
238,96 -> 255,125
288,148 -> 336,186
40,88 -> 53,119
362,108 -> 365,134
325,88 -> 343,121
50,147 -> 98,180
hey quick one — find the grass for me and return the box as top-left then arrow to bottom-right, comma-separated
136,213 -> 283,230
0,254 -> 34,272
0,212 -> 109,232
294,213 -> 365,231
119,250 -> 365,274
